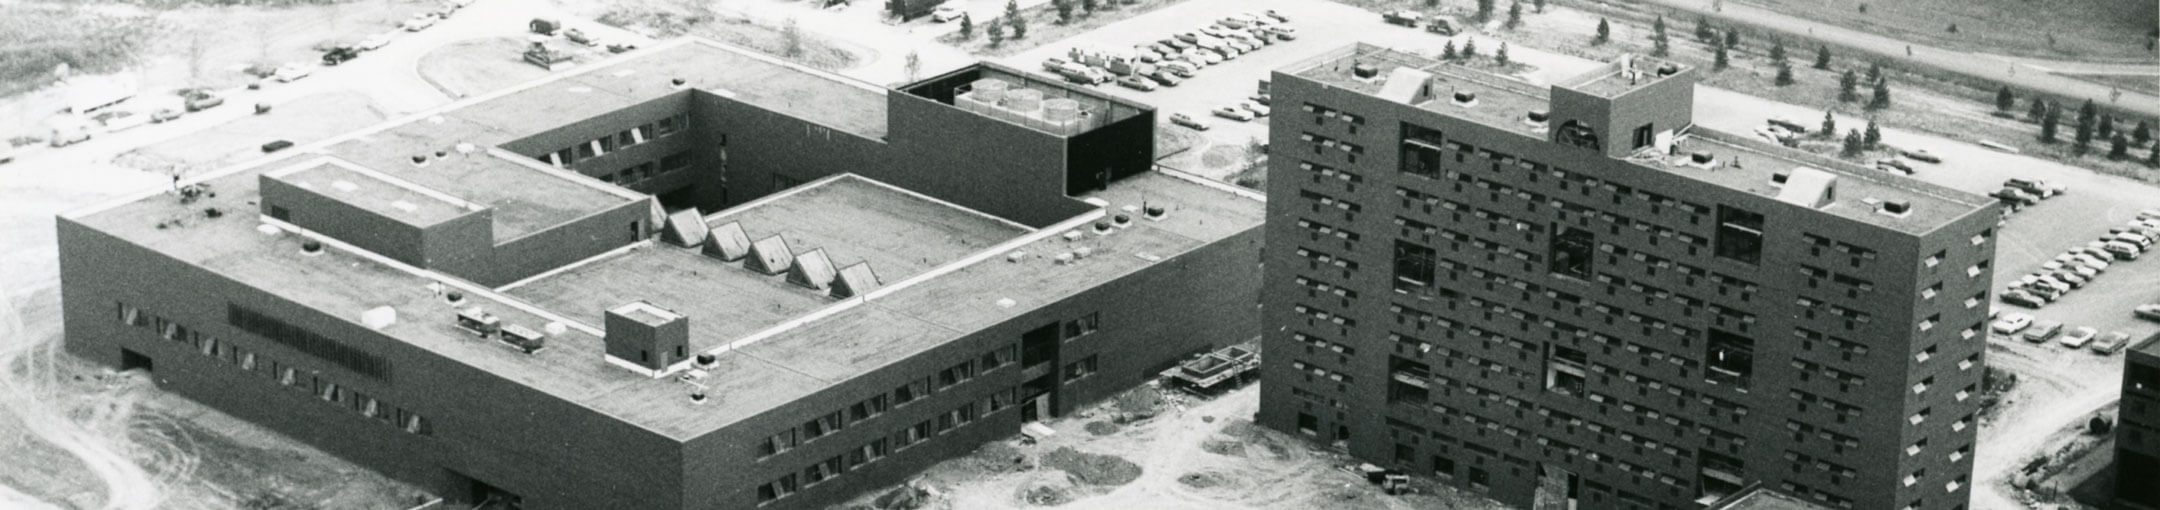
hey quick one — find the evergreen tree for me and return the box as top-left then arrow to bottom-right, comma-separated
1652,16 -> 1670,56
1866,61 -> 1882,84
1864,119 -> 1882,147
1055,0 -> 1072,24
1594,18 -> 1610,45
2074,100 -> 2098,151
1535,0 -> 1547,13
2028,98 -> 2047,122
1840,129 -> 1865,157
1005,0 -> 1021,20
1476,0 -> 1495,21
1813,44 -> 1831,69
1821,111 -> 1837,137
987,19 -> 1004,47
1995,86 -> 2015,112
2041,103 -> 2061,143
1695,15 -> 1714,43
1724,29 -> 1739,50
1506,1 -> 1523,30
1443,40 -> 1458,60
2135,120 -> 2154,146
1463,38 -> 1480,59
1838,70 -> 1859,102
1497,42 -> 1511,66
1867,78 -> 1891,110
2149,144 -> 2160,167
2111,133 -> 2130,160
2099,114 -> 2115,142
960,14 -> 973,39
1010,14 -> 1027,39
1769,39 -> 1786,64
1081,0 -> 1096,14
1713,40 -> 1730,70
1775,62 -> 1794,86
2077,99 -> 2098,130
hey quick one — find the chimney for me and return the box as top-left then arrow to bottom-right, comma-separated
604,301 -> 689,376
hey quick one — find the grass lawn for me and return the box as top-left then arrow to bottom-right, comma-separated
416,37 -> 553,98
937,0 -> 1192,57
1733,0 -> 2157,62
2068,73 -> 2160,97
570,0 -> 866,70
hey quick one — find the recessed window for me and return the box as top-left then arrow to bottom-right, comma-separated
1714,207 -> 1765,265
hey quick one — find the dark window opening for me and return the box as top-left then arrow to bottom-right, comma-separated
1697,450 -> 1746,502
1714,206 -> 1765,265
1546,345 -> 1587,396
1394,241 -> 1437,290
268,205 -> 289,221
1549,225 -> 1595,279
1632,123 -> 1655,149
1021,323 -> 1059,367
1297,412 -> 1320,437
1400,123 -> 1446,178
1387,356 -> 1431,404
120,348 -> 153,373
2122,450 -> 2160,507
1706,329 -> 1755,390
1555,120 -> 1600,151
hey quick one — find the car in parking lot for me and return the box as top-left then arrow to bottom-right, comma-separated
182,90 -> 225,112
565,28 -> 601,46
1265,25 -> 1299,40
1042,56 -> 1072,72
2052,270 -> 2092,287
1212,106 -> 1256,121
1185,50 -> 1222,65
1382,10 -> 1422,27
2060,326 -> 2099,348
932,4 -> 966,22
2023,320 -> 2064,342
1169,113 -> 1209,130
1147,71 -> 1183,87
2106,241 -> 2142,260
1993,313 -> 2034,334
1116,76 -> 1158,91
357,32 -> 395,50
2137,304 -> 2160,322
2004,178 -> 2065,198
1901,148 -> 1942,163
1237,100 -> 1270,117
1991,187 -> 2039,207
2092,331 -> 2134,353
1873,157 -> 1915,175
2016,282 -> 2064,302
1999,290 -> 2046,308
1160,61 -> 1198,77
271,63 -> 312,82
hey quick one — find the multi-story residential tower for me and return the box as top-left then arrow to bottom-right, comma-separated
59,38 -> 1263,510
2122,335 -> 2160,510
1257,44 -> 1999,510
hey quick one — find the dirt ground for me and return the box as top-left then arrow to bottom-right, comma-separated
1721,0 -> 2157,62
1993,399 -> 2121,509
556,0 -> 867,71
833,383 -> 1510,510
415,37 -> 556,99
116,90 -> 390,176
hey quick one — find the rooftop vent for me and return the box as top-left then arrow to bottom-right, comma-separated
747,235 -> 794,275
1526,110 -> 1549,123
1774,167 -> 1839,209
1451,91 -> 1478,107
1006,251 -> 1026,263
694,353 -> 718,369
434,150 -> 448,160
300,240 -> 324,256
501,325 -> 546,354
455,307 -> 501,338
1352,63 -> 1381,79
1074,247 -> 1094,259
1112,214 -> 1132,227
410,154 -> 430,167
671,78 -> 689,88
1878,199 -> 1913,216
1144,205 -> 1169,220
1770,172 -> 1790,186
1055,252 -> 1076,265
832,262 -> 882,299
786,249 -> 837,291
1092,221 -> 1113,234
1657,63 -> 1680,76
701,221 -> 752,261
1062,230 -> 1084,241
689,391 -> 708,404
1686,151 -> 1718,169
660,208 -> 709,248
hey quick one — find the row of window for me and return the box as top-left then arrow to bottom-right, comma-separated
756,390 -> 1017,504
756,344 -> 1019,459
117,302 -> 432,435
543,113 -> 691,167
596,151 -> 693,186
227,303 -> 392,380
1385,125 -> 1715,232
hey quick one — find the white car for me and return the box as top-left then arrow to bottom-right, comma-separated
1991,313 -> 2034,334
272,63 -> 313,82
92,110 -> 148,132
1237,100 -> 1270,117
932,4 -> 966,22
2073,254 -> 2110,270
357,32 -> 395,50
2060,327 -> 2098,348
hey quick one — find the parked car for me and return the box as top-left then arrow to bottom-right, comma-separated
91,110 -> 146,133
1170,113 -> 1210,130
1767,116 -> 1811,134
1116,76 -> 1159,91
1250,93 -> 1271,105
261,139 -> 295,153
1160,61 -> 1198,77
564,28 -> 600,46
2017,282 -> 2064,302
1902,148 -> 1942,163
1042,56 -> 1072,72
2138,304 -> 2160,321
1212,106 -> 1255,121
402,13 -> 439,31
357,32 -> 395,50
2106,241 -> 2142,260
2061,327 -> 2099,348
1425,16 -> 1463,35
1381,10 -> 1422,27
1992,313 -> 2034,334
932,4 -> 966,22
182,90 -> 225,112
1990,188 -> 2039,207
1236,100 -> 1270,117
606,42 -> 639,54
2022,320 -> 2064,342
321,46 -> 361,65
2140,208 -> 2160,221
1874,157 -> 1915,175
2004,178 -> 2065,198
1999,290 -> 2046,308
2092,332 -> 2133,354
1266,25 -> 1299,40
1148,71 -> 1183,87
272,63 -> 312,82
1215,17 -> 1249,29
2052,270 -> 2091,287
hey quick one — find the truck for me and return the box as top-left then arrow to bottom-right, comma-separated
1159,345 -> 1260,393
1381,10 -> 1422,27
523,41 -> 576,70
1424,15 -> 1462,35
47,116 -> 95,147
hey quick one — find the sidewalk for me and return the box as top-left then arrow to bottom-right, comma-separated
1628,0 -> 2160,118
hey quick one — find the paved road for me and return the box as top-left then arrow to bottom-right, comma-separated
1632,0 -> 2160,118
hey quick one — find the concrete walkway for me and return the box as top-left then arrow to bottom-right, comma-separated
1631,0 -> 2160,117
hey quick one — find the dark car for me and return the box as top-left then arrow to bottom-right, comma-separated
1382,10 -> 1421,27
1902,148 -> 1942,163
321,46 -> 361,65
2137,304 -> 2160,322
1990,188 -> 2038,207
1999,290 -> 2046,309
261,140 -> 295,153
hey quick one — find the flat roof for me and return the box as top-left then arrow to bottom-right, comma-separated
68,36 -> 1264,440
562,41 -> 891,139
1561,57 -> 1692,98
1285,44 -> 1992,234
266,158 -> 482,227
2133,331 -> 2160,357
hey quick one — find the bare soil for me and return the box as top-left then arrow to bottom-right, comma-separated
1041,447 -> 1143,486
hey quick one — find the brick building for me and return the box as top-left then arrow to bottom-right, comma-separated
1256,44 -> 1998,510
2122,335 -> 2160,510
59,38 -> 1263,510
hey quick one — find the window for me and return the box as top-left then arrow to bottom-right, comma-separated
1546,345 -> 1588,395
894,378 -> 931,405
1633,124 -> 1655,148
655,114 -> 685,136
1393,240 -> 1437,289
1400,123 -> 1446,178
228,304 -> 391,380
1549,226 -> 1595,279
757,473 -> 798,503
1297,412 -> 1320,436
1705,329 -> 1754,390
661,151 -> 692,172
1063,355 -> 1099,382
758,429 -> 799,458
1714,206 -> 1765,264
1062,312 -> 1101,339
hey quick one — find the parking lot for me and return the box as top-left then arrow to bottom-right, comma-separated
993,0 -> 1601,180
